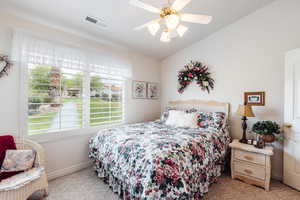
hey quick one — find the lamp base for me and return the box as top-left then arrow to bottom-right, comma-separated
239,138 -> 248,144
240,116 -> 248,144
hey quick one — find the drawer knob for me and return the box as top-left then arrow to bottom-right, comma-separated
284,123 -> 292,128
244,155 -> 254,161
244,169 -> 253,174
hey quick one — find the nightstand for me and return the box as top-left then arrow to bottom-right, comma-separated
229,139 -> 274,191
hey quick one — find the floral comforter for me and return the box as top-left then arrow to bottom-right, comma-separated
89,121 -> 230,200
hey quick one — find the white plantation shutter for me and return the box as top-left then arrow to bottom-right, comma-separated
89,52 -> 132,78
12,32 -> 88,72
89,64 -> 131,78
89,75 -> 124,127
27,65 -> 84,134
12,31 -> 130,136
12,31 -> 132,76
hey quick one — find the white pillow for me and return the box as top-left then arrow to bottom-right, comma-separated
165,110 -> 183,126
178,112 -> 199,128
165,110 -> 198,128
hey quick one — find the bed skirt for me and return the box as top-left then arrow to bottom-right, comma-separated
92,159 -> 224,200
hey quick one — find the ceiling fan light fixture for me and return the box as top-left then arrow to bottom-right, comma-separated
131,0 -> 213,42
160,30 -> 171,42
147,22 -> 160,36
165,14 -> 180,30
176,24 -> 188,37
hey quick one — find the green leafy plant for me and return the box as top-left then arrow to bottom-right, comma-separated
252,121 -> 281,136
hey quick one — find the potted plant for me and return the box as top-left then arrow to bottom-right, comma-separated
252,121 -> 281,143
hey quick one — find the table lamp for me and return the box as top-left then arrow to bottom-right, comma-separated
236,104 -> 255,144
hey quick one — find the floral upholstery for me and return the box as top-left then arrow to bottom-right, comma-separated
197,112 -> 226,130
1,150 -> 36,172
0,167 -> 44,191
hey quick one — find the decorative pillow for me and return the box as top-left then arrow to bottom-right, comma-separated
161,107 -> 194,123
166,110 -> 199,128
0,135 -> 17,167
177,112 -> 199,128
197,112 -> 226,130
1,150 -> 36,172
160,107 -> 177,123
165,110 -> 183,126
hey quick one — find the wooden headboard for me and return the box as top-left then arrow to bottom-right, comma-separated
168,99 -> 230,117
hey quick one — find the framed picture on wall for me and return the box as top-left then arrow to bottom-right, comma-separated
244,92 -> 265,106
132,81 -> 147,99
147,82 -> 159,99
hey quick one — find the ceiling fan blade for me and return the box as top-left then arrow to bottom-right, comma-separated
134,19 -> 161,30
129,0 -> 160,13
181,13 -> 212,24
171,0 -> 191,11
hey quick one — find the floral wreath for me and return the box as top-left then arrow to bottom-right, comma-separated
0,55 -> 12,78
178,61 -> 214,93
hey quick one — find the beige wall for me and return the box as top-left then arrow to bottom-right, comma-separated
0,13 -> 161,178
161,0 -> 300,180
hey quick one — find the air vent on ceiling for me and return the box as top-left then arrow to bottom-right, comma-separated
85,16 -> 108,29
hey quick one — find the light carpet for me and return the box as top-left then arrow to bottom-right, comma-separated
29,168 -> 300,200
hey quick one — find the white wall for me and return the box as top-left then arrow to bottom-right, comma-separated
161,0 -> 300,180
0,12 -> 161,179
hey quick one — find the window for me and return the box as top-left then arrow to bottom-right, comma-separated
13,32 -> 131,136
27,65 -> 124,135
90,74 -> 124,127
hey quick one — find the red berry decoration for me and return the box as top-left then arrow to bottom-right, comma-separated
177,61 -> 214,94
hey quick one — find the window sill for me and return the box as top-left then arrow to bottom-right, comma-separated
27,123 -> 125,144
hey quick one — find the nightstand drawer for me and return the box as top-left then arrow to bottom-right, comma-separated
235,149 -> 266,165
234,161 -> 266,180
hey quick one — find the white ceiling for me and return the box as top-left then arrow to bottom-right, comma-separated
2,0 -> 275,59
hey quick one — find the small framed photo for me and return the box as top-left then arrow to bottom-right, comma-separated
147,82 -> 159,99
244,92 -> 265,106
132,81 -> 147,99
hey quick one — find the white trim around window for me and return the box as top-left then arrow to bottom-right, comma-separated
13,31 -> 130,140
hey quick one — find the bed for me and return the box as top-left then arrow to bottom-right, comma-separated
89,100 -> 231,199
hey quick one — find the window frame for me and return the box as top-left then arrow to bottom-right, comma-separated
20,63 -> 126,142
89,75 -> 125,127
27,66 -> 85,135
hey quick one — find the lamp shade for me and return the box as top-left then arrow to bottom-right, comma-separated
236,105 -> 255,117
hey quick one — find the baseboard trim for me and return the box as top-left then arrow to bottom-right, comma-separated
47,161 -> 93,181
272,173 -> 283,181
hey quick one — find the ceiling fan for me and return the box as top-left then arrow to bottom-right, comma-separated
130,0 -> 212,42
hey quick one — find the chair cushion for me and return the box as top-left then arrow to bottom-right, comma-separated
0,167 -> 44,191
1,150 -> 36,172
0,171 -> 23,182
0,135 -> 17,167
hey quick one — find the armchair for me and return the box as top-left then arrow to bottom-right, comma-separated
0,137 -> 49,200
